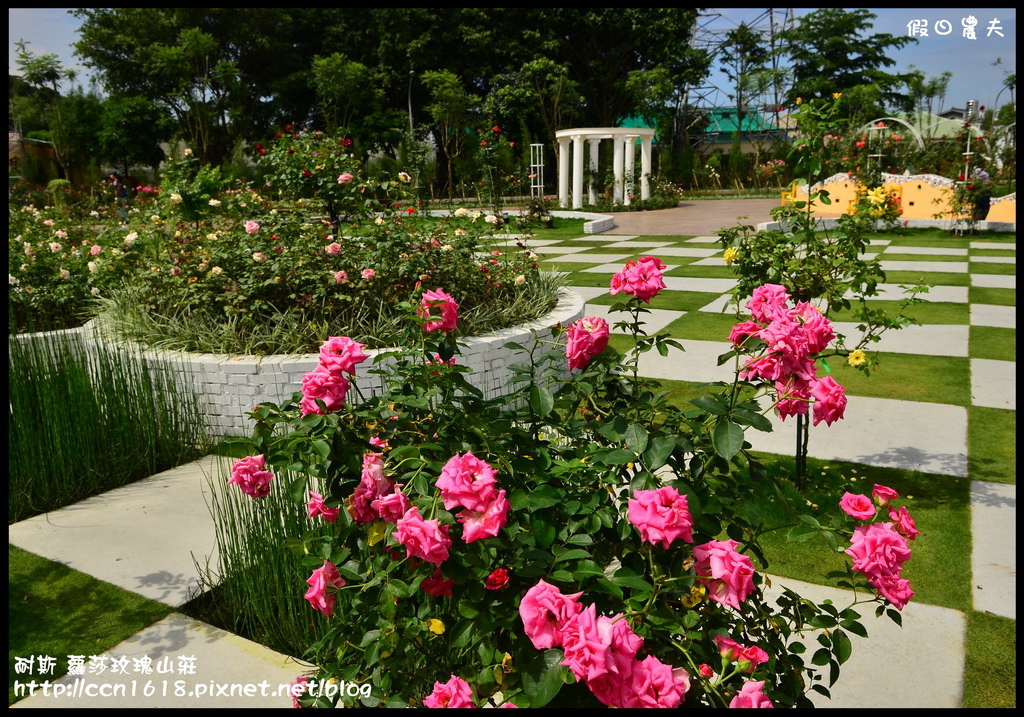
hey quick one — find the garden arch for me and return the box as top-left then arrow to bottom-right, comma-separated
555,127 -> 656,209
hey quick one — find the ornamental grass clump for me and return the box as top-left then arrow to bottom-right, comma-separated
215,255 -> 922,708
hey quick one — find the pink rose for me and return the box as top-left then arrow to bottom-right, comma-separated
565,316 -> 610,371
844,522 -> 912,580
300,366 -> 351,416
361,268 -> 376,280
227,455 -> 274,498
337,172 -> 354,184
729,680 -> 773,708
888,505 -> 921,541
839,492 -> 876,520
394,507 -> 452,565
485,568 -> 510,590
334,270 -> 349,284
728,320 -> 763,348
348,453 -> 394,523
422,568 -> 454,598
423,675 -> 475,708
90,244 -> 102,256
307,490 -> 339,522
868,573 -> 915,610
809,375 -> 847,426
304,560 -> 346,617
609,256 -> 667,303
420,288 -> 459,333
627,486 -> 694,549
325,242 -> 342,255
747,284 -> 791,323
519,579 -> 583,650
560,604 -> 642,684
626,655 -> 690,709
244,220 -> 260,234
435,452 -> 499,513
318,336 -> 369,376
457,489 -> 510,543
792,301 -> 835,354
290,675 -> 310,708
872,484 -> 900,506
772,376 -> 812,421
371,488 -> 412,524
692,539 -> 756,610
715,635 -> 744,660
698,664 -> 714,679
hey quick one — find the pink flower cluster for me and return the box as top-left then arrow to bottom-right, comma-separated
423,675 -> 476,708
609,256 -> 667,304
841,483 -> 919,610
419,288 -> 459,333
227,454 -> 274,498
519,581 -> 691,708
304,560 -> 346,617
627,486 -> 693,549
435,452 -> 510,543
732,284 -> 847,427
715,635 -> 769,674
347,452 -> 410,525
565,316 -> 610,371
307,490 -> 339,522
394,507 -> 452,565
693,539 -> 757,610
299,336 -> 369,416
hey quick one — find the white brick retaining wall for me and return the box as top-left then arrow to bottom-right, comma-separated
32,289 -> 585,437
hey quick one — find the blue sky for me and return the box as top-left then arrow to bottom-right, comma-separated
9,8 -> 1017,113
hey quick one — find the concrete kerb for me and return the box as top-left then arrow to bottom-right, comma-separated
756,218 -> 1017,233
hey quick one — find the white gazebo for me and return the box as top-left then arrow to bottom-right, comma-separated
555,127 -> 656,209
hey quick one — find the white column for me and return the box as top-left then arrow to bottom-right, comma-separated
640,136 -> 653,201
557,137 -> 570,208
572,134 -> 585,209
587,138 -> 600,206
623,135 -> 637,206
613,135 -> 624,204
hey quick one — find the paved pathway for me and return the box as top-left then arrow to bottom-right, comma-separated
9,201 -> 1015,708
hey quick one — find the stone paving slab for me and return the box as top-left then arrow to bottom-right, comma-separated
879,260 -> 969,273
971,274 -> 1016,289
8,455 -> 226,608
971,242 -> 1016,250
536,245 -> 612,255
970,256 -> 1016,264
581,304 -> 684,335
829,322 -> 969,357
970,482 -> 1017,619
686,235 -> 721,243
697,284 -> 970,315
604,240 -> 675,248
637,247 -> 721,258
970,359 -> 1016,409
745,396 -> 968,477
970,303 -> 1016,328
572,235 -> 638,241
547,254 -> 636,265
883,246 -> 968,256
11,612 -> 313,709
760,576 -> 966,708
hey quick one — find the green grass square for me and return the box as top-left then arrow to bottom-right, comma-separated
969,326 -> 1016,361
968,406 -> 1017,485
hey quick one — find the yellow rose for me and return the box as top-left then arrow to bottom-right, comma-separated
723,247 -> 740,265
833,92 -> 842,100
847,350 -> 867,367
795,97 -> 803,105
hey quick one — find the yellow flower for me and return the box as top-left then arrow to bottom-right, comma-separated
866,187 -> 887,206
425,618 -> 445,635
681,584 -> 706,608
833,92 -> 842,100
795,97 -> 803,105
847,349 -> 867,367
723,247 -> 740,265
367,521 -> 387,546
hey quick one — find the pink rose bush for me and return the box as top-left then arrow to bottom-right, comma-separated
731,284 -> 847,427
229,278 -> 920,708
840,484 -> 919,610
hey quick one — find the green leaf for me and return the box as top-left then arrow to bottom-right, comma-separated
811,648 -> 831,666
690,395 -> 728,415
521,650 -> 567,707
526,485 -> 563,510
641,436 -> 676,471
623,423 -> 649,455
529,385 -> 554,417
531,515 -> 556,549
787,522 -> 817,542
711,419 -> 744,460
553,548 -> 591,564
311,439 -> 330,459
448,620 -> 476,648
600,448 -> 637,465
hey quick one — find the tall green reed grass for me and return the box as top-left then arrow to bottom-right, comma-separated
8,325 -> 211,523
189,462 -> 330,659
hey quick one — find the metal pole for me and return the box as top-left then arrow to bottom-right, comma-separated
408,70 -> 415,135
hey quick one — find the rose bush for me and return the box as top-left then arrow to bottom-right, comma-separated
220,258 -> 921,708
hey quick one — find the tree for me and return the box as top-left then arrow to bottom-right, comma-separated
779,9 -> 918,111
311,53 -> 376,139
422,70 -> 480,197
719,23 -> 770,125
99,95 -> 172,178
14,40 -> 75,179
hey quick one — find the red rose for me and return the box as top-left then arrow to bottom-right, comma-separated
485,568 -> 509,590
